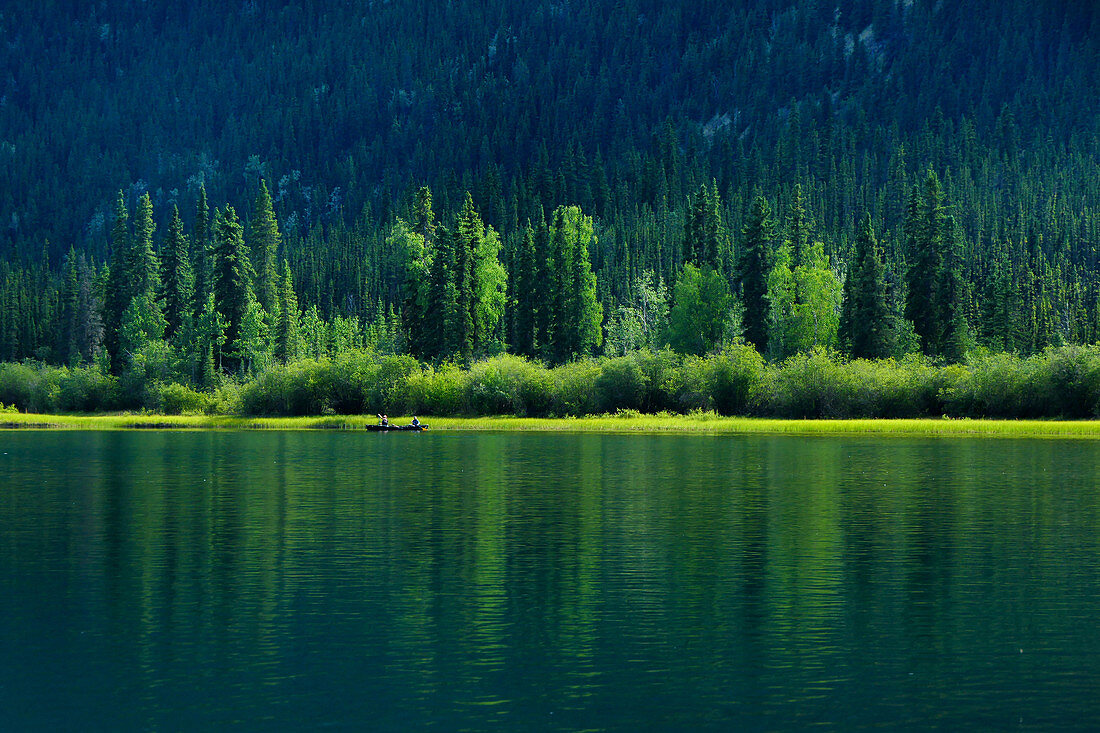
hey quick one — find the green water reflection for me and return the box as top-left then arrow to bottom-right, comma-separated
0,432 -> 1098,729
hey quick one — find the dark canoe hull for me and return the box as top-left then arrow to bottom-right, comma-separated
366,424 -> 426,432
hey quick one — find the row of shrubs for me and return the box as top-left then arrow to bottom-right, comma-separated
4,345 -> 1100,418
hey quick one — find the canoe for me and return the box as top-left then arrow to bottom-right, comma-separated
366,424 -> 427,432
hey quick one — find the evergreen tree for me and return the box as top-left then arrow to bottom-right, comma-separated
785,183 -> 813,266
841,216 -> 893,359
532,208 -> 553,354
131,192 -> 160,298
544,205 -> 602,361
422,225 -> 459,360
737,194 -> 777,355
162,205 -> 195,344
401,187 -> 437,357
394,218 -> 430,356
212,206 -> 254,370
683,182 -> 724,270
73,254 -> 104,363
936,216 -> 969,362
103,191 -> 163,369
250,179 -> 281,315
905,170 -> 946,355
193,183 -> 213,322
274,260 -> 303,363
512,224 -> 539,356
453,197 -> 477,355
196,291 -> 226,387
103,190 -> 129,365
412,186 -> 437,243
59,247 -> 79,362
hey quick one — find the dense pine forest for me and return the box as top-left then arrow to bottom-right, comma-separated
3,0 -> 1100,416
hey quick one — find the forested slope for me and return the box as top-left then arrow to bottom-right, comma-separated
2,0 -> 1100,405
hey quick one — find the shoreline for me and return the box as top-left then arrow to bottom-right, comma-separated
3,412 -> 1100,439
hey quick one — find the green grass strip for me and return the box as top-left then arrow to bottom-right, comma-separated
3,412 -> 1100,439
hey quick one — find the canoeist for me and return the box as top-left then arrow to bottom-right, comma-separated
377,413 -> 389,426
411,416 -> 420,428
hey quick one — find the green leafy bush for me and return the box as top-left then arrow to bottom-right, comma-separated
466,354 -> 553,416
551,360 -> 602,416
155,383 -> 212,415
407,363 -> 468,416
706,344 -> 765,415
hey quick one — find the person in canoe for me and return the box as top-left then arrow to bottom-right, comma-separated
411,416 -> 420,428
377,413 -> 389,426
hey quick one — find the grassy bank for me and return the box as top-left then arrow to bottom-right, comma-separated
4,411 -> 1100,439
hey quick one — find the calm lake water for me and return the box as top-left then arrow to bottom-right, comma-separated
1,431 -> 1099,730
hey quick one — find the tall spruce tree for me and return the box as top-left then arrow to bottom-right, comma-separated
786,183 -> 813,266
512,224 -> 539,356
841,216 -> 893,359
274,260 -> 303,363
196,291 -> 225,386
162,205 -> 195,343
73,254 -> 103,363
59,247 -> 79,362
131,192 -> 160,299
250,179 -> 281,315
453,195 -> 479,355
936,215 -> 969,362
683,182 -> 724,270
103,190 -> 129,365
433,193 -> 508,356
905,170 -> 946,355
193,183 -> 212,322
737,194 -> 777,355
395,219 -> 431,358
422,224 -> 459,360
412,186 -> 437,243
212,206 -> 255,370
544,205 -> 602,361
532,208 -> 553,353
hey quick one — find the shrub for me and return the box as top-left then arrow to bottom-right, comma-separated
676,355 -> 711,412
155,382 -> 212,415
550,360 -> 602,416
407,363 -> 468,415
211,380 -> 244,415
706,344 -> 764,415
366,354 -> 422,414
1039,346 -> 1100,417
239,358 -> 331,415
631,349 -> 683,412
466,354 -> 553,416
326,350 -> 375,414
761,348 -> 860,417
56,364 -> 120,412
941,352 -> 1043,418
595,355 -> 647,413
0,362 -> 38,411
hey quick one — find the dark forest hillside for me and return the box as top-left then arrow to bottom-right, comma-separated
2,0 -> 1100,394
4,0 -> 1098,252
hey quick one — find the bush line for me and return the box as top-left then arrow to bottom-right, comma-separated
4,345 -> 1100,419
